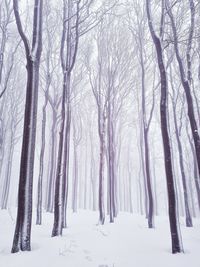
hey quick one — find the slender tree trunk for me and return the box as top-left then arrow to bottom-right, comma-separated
172,105 -> 192,226
46,111 -> 57,212
72,134 -> 78,213
186,127 -> 200,210
146,0 -> 181,253
1,140 -> 14,209
84,141 -> 88,209
90,130 -> 97,211
139,122 -> 148,218
138,175 -> 144,215
138,30 -> 154,227
52,72 -> 69,236
0,24 -> 7,85
167,1 -> 200,182
98,113 -> 106,224
36,90 -> 48,225
170,72 -> 193,226
128,169 -> 133,213
187,167 -> 196,217
107,94 -> 114,223
144,129 -> 154,227
62,107 -> 71,228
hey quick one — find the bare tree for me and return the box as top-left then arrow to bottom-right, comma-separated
1,70 -> 23,209
11,0 -> 43,253
52,0 -> 116,235
0,0 -> 13,95
36,0 -> 56,225
169,66 -> 193,227
166,0 -> 200,182
146,0 -> 181,253
128,2 -> 156,228
86,33 -> 107,224
71,108 -> 82,213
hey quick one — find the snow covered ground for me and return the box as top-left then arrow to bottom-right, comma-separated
0,210 -> 199,267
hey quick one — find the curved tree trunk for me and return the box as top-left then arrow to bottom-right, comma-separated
167,0 -> 200,183
146,0 -> 181,253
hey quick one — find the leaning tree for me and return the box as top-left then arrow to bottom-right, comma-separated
146,0 -> 181,253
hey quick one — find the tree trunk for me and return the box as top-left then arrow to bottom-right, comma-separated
72,136 -> 78,213
36,90 -> 48,225
46,110 -> 57,212
186,127 -> 200,210
172,106 -> 192,227
144,128 -> 154,228
98,113 -> 106,224
52,72 -> 69,236
11,0 -> 43,253
1,140 -> 14,209
167,2 -> 200,183
12,60 -> 40,252
62,104 -> 71,228
146,0 -> 181,253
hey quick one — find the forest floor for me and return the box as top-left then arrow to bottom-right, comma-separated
0,209 -> 199,267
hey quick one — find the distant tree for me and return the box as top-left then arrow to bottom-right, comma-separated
169,66 -> 193,227
1,71 -> 23,210
0,0 -> 13,95
86,32 -> 107,224
128,2 -> 155,228
72,108 -> 82,213
52,0 -> 117,235
36,0 -> 55,225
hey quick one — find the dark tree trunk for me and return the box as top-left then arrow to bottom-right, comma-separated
52,72 -> 69,236
12,59 -> 40,252
52,0 -> 80,236
146,0 -> 181,253
167,2 -> 200,184
11,0 -> 43,253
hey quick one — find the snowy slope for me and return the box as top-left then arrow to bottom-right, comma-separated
0,210 -> 199,267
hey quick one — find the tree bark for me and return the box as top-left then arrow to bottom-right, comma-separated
11,0 -> 43,253
146,0 -> 181,253
167,0 -> 200,182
